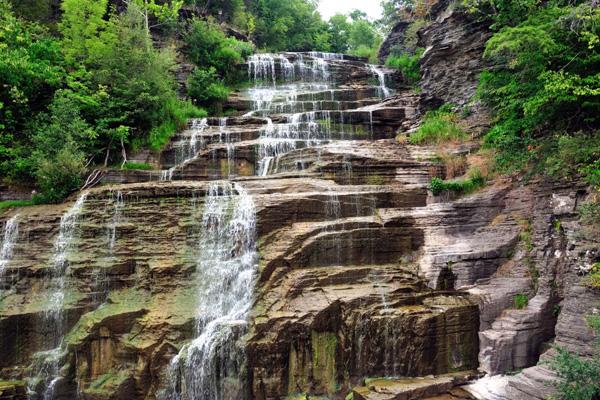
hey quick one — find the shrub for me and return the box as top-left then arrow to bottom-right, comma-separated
183,18 -> 253,83
586,263 -> 600,289
429,168 -> 486,196
410,105 -> 468,145
34,145 -> 86,203
349,45 -> 379,64
148,99 -> 206,151
544,133 -> 600,188
187,68 -> 230,107
547,315 -> 600,400
386,48 -> 423,85
513,293 -> 529,309
579,196 -> 600,226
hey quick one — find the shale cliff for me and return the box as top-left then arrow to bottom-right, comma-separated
0,3 -> 598,400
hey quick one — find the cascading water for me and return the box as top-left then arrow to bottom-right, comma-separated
368,65 -> 392,98
161,118 -> 209,181
107,190 -> 124,254
162,181 -> 257,400
0,215 -> 19,291
28,193 -> 88,399
0,215 -> 19,275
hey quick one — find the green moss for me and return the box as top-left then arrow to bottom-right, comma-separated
365,175 -> 385,185
64,289 -> 149,347
85,371 -> 130,395
0,200 -> 36,210
311,331 -> 338,395
122,162 -> 154,171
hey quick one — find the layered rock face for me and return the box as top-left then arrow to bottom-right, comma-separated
0,44 -> 597,400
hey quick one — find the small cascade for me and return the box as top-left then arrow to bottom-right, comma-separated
256,111 -> 334,176
107,190 -> 124,254
368,65 -> 392,98
218,118 -> 235,177
248,54 -> 276,86
162,118 -> 208,181
163,181 -> 257,400
307,51 -> 344,60
0,215 -> 19,273
0,215 -> 19,288
29,192 -> 88,399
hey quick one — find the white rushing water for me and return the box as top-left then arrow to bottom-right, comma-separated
107,190 -> 124,254
161,118 -> 209,182
29,192 -> 87,399
368,65 -> 392,98
163,181 -> 257,400
0,215 -> 19,276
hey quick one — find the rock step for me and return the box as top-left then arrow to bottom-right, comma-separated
353,372 -> 477,400
0,381 -> 27,400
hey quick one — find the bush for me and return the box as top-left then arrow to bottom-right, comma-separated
586,263 -> 600,289
148,98 -> 206,151
513,293 -> 529,309
429,168 -> 486,196
187,68 -> 230,107
410,105 -> 468,145
472,2 -> 600,181
543,133 -> 600,188
386,48 -> 423,85
183,18 -> 253,83
34,145 -> 86,203
547,315 -> 600,400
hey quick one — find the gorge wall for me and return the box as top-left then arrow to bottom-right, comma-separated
0,2 -> 598,400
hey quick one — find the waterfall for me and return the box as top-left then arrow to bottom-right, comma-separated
248,54 -> 276,86
0,215 -> 19,276
218,118 -> 235,177
28,192 -> 88,400
161,118 -> 208,181
107,190 -> 124,254
368,65 -> 391,98
163,181 -> 257,400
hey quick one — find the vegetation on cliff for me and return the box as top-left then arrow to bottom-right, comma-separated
0,0 -> 383,202
463,0 -> 599,190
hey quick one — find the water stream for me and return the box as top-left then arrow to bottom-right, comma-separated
28,192 -> 88,399
163,181 -> 257,400
0,215 -> 19,277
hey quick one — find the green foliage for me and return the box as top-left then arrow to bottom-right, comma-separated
0,0 -> 63,180
187,68 -> 230,108
513,293 -> 529,309
429,169 -> 486,196
585,263 -> 600,289
579,196 -> 600,226
249,0 -> 330,51
386,48 -> 423,85
327,14 -> 351,53
34,145 -> 86,203
121,162 -> 153,170
59,0 -> 112,65
0,200 -> 36,210
148,98 -> 207,150
0,0 -> 206,201
409,105 -> 468,145
473,1 -> 600,182
183,18 -> 253,83
543,133 -> 600,188
548,315 -> 600,400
